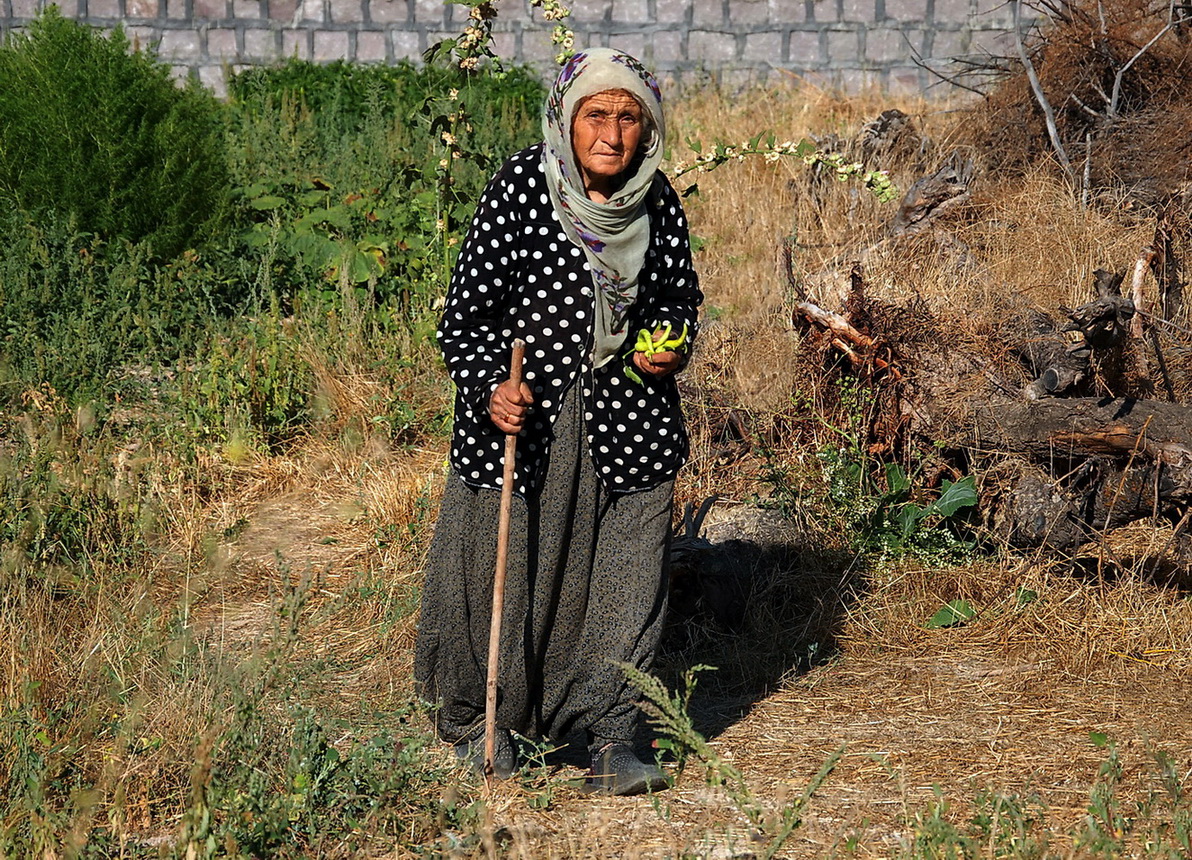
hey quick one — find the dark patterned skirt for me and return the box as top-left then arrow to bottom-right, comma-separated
414,382 -> 673,746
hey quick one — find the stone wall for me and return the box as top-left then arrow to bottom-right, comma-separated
1,0 -> 1023,94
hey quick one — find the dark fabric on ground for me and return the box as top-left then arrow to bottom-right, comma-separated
414,382 -> 672,746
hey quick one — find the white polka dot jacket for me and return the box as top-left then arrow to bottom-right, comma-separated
438,143 -> 703,496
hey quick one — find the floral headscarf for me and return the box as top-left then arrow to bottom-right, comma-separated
542,48 -> 666,368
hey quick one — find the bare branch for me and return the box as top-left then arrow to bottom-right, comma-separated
1014,0 -> 1074,181
905,37 -> 991,97
1108,22 -> 1174,119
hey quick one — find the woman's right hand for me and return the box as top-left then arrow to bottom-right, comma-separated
489,378 -> 534,434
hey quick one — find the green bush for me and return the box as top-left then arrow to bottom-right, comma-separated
0,209 -> 240,403
0,8 -> 229,259
225,59 -> 545,313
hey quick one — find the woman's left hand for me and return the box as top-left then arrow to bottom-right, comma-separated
632,349 -> 681,377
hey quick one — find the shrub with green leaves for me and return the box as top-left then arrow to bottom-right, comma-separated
0,8 -> 229,258
225,59 -> 545,312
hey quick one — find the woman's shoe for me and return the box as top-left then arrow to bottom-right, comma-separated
454,726 -> 517,779
584,743 -> 669,796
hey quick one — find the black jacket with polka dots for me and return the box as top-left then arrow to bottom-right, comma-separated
438,143 -> 702,496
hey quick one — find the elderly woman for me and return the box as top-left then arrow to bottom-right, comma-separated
414,48 -> 701,795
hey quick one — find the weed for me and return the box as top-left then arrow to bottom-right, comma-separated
625,663 -> 842,859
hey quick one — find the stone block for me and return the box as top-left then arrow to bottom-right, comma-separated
489,29 -> 516,58
169,64 -> 193,83
126,0 -> 159,17
282,28 -> 310,57
198,64 -> 227,96
807,0 -> 839,22
840,0 -> 875,22
732,0 -> 768,24
652,29 -> 682,64
10,0 -> 42,17
297,0 -> 325,22
243,26 -> 279,58
691,0 -> 723,27
268,0 -> 299,19
866,25 -> 918,62
584,30 -> 611,48
232,0 -> 262,18
886,64 -> 923,93
768,0 -> 808,25
206,27 -> 238,59
158,28 -> 201,59
414,0 -> 444,25
193,0 -> 226,18
787,27 -> 821,63
825,26 -> 859,61
163,0 -> 188,20
654,0 -> 686,24
838,67 -> 882,91
88,0 -> 121,17
330,0 -> 363,21
611,0 -> 646,23
570,0 -> 611,23
520,27 -> 559,62
928,27 -> 967,60
688,28 -> 736,61
126,25 -> 157,50
744,29 -> 782,62
931,0 -> 970,20
608,30 -> 646,59
882,0 -> 927,21
367,0 -> 406,23
355,28 -> 386,60
313,28 -> 349,59
390,30 -> 421,59
967,27 -> 1014,56
390,29 -> 419,58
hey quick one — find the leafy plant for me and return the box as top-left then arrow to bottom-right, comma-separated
807,379 -> 979,562
624,664 -> 841,859
0,8 -> 229,258
225,59 -> 544,319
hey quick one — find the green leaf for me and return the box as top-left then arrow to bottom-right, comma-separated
688,233 -> 707,253
884,462 -> 910,499
1089,731 -> 1109,748
896,503 -> 927,539
926,599 -> 976,629
933,476 -> 978,518
1015,587 -> 1038,606
249,195 -> 286,210
685,135 -> 702,154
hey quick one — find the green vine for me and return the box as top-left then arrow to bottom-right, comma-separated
673,133 -> 899,203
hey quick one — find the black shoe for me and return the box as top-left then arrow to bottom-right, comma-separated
453,726 -> 517,780
583,743 -> 669,796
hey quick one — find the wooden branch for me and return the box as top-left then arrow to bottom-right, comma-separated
1014,0 -> 1073,181
1130,247 -> 1156,339
1109,22 -> 1174,120
793,299 -> 903,380
794,300 -> 875,349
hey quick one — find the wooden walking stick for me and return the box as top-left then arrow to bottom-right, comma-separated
484,338 -> 525,789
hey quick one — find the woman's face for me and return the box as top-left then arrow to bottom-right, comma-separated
571,90 -> 644,195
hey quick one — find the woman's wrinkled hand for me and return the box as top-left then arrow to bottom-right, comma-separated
489,378 -> 534,434
632,349 -> 681,377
